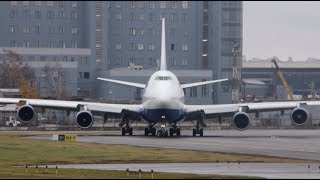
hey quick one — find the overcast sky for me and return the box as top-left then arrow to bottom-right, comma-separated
243,1 -> 320,61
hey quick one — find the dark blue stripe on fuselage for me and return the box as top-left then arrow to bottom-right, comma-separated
139,108 -> 187,123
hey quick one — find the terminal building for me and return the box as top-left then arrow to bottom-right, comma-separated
0,1 -> 243,104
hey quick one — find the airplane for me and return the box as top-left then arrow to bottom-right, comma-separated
0,18 -> 318,137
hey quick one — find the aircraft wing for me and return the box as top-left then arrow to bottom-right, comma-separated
185,100 -> 320,130
181,78 -> 228,89
186,101 -> 320,115
0,98 -> 141,114
97,77 -> 146,89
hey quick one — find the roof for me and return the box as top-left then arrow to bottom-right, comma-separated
243,60 -> 320,69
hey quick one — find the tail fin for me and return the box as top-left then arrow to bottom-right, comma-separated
160,18 -> 167,71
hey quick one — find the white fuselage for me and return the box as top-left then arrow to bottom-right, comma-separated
139,70 -> 187,123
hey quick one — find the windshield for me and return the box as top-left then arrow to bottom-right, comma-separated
155,76 -> 172,80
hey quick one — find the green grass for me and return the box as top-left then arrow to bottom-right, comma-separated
0,131 -> 315,179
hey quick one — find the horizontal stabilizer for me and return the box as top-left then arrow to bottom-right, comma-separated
181,78 -> 228,89
97,77 -> 146,89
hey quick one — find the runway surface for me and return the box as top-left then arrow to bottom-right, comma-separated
43,163 -> 320,179
28,129 -> 320,178
29,129 -> 320,161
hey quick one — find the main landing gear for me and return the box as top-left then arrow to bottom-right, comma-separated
120,117 -> 133,136
191,116 -> 206,137
157,124 -> 181,137
144,123 -> 156,136
168,123 -> 180,137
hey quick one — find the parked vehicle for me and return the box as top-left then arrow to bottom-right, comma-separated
5,116 -> 21,127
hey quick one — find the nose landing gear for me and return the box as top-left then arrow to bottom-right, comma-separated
157,124 -> 168,137
157,129 -> 168,137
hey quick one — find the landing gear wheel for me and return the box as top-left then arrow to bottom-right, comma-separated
169,128 -> 174,136
164,130 -> 168,137
151,128 -> 156,136
157,129 -> 168,137
144,128 -> 149,136
177,128 -> 181,136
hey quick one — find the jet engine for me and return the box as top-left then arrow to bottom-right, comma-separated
76,110 -> 94,129
232,112 -> 250,131
290,108 -> 308,125
17,105 -> 36,123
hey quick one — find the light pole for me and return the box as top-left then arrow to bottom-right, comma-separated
109,90 -> 114,127
109,90 -> 114,103
211,89 -> 214,104
232,43 -> 241,103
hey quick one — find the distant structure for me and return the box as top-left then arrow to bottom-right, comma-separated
242,58 -> 320,100
0,1 -> 243,104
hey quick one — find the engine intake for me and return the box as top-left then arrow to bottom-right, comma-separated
76,110 -> 94,129
290,108 -> 308,125
17,105 -> 36,123
232,112 -> 250,131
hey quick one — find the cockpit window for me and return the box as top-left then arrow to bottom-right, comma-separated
155,76 -> 172,80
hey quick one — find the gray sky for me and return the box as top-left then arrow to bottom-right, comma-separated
243,1 -> 320,61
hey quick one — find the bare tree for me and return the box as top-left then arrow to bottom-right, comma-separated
42,62 -> 68,100
0,49 -> 34,89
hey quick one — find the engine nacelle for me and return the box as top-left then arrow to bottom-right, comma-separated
232,112 -> 250,131
290,108 -> 308,125
76,110 -> 94,129
17,105 -> 36,123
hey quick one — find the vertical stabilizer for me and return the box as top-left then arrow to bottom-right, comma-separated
160,18 -> 167,71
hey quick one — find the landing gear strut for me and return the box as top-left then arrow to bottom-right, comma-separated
169,123 -> 181,137
120,117 -> 133,136
144,123 -> 156,136
191,114 -> 206,137
157,128 -> 168,137
156,124 -> 168,137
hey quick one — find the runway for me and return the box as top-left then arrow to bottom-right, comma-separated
28,129 -> 320,178
29,129 -> 320,161
44,163 -> 320,179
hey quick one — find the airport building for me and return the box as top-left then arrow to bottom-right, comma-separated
242,58 -> 320,100
0,1 -> 243,104
0,47 -> 93,98
241,58 -> 320,126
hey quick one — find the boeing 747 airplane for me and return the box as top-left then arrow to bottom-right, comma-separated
0,19 -> 317,137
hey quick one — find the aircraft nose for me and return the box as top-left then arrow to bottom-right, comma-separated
156,98 -> 170,108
